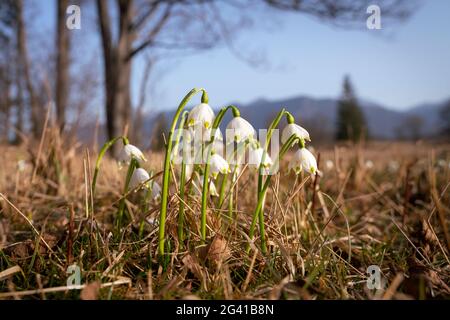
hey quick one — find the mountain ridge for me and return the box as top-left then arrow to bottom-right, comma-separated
142,95 -> 447,142
81,95 -> 448,145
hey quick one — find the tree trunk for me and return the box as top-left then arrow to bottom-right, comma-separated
0,68 -> 12,143
117,0 -> 133,137
56,0 -> 70,131
97,0 -> 119,152
14,52 -> 24,143
17,0 -> 41,138
97,0 -> 133,155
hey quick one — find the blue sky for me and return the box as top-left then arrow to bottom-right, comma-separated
145,0 -> 450,112
33,1 -> 450,113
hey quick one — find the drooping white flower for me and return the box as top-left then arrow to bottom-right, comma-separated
186,126 -> 224,163
210,153 -> 230,178
187,103 -> 215,129
388,161 -> 399,173
211,140 -> 224,158
248,147 -> 273,170
209,179 -> 219,197
146,217 -> 158,227
281,123 -> 311,144
288,148 -> 318,175
185,163 -> 194,181
118,144 -> 147,165
129,168 -> 150,190
202,127 -> 223,142
365,160 -> 374,170
17,160 -> 27,172
203,128 -> 224,155
226,116 -> 256,143
151,181 -> 162,201
192,175 -> 219,197
325,160 -> 334,170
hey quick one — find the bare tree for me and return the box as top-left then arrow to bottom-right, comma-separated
96,0 -> 134,154
16,0 -> 42,138
0,64 -> 13,143
263,0 -> 414,27
0,1 -> 15,142
95,0 -> 238,154
55,0 -> 70,131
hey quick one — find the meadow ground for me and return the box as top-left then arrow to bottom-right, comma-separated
0,134 -> 449,300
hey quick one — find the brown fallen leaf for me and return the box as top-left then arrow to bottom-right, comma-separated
30,234 -> 58,255
10,241 -> 32,260
198,235 -> 230,270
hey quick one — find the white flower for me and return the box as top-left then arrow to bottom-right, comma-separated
151,181 -> 161,200
248,147 -> 273,170
288,148 -> 318,175
187,103 -> 215,129
365,160 -> 374,170
325,160 -> 334,170
211,140 -> 224,157
193,175 -> 219,197
210,153 -> 230,178
17,160 -> 27,172
129,168 -> 150,190
226,116 -> 255,143
437,159 -> 447,168
185,163 -> 194,181
388,161 -> 399,173
118,144 -> 147,165
146,217 -> 158,227
281,123 -> 311,145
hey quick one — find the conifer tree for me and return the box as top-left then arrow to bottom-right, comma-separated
336,75 -> 368,142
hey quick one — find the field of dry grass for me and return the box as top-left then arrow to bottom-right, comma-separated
0,129 -> 449,300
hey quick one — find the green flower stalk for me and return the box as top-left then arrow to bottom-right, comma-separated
116,158 -> 139,232
217,173 -> 228,209
200,105 -> 241,241
174,111 -> 189,243
249,109 -> 294,253
248,134 -> 304,254
159,88 -> 208,258
91,136 -> 129,197
217,139 -> 245,210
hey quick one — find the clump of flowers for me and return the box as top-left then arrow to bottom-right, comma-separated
93,88 -> 320,261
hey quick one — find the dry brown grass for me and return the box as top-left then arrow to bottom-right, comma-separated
0,130 -> 449,300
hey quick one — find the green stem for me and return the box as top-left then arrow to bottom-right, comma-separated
200,105 -> 240,241
159,88 -> 206,258
178,161 -> 186,243
142,170 -> 155,213
218,173 -> 227,208
117,158 -> 138,233
174,111 -> 189,244
248,134 -> 302,254
218,140 -> 245,209
172,110 -> 189,164
92,136 -> 128,197
228,180 -> 234,219
253,109 -> 294,252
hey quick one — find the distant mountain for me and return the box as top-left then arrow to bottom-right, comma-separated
82,95 -> 448,146
139,95 -> 448,144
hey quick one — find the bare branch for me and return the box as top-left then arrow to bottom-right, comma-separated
129,3 -> 173,59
